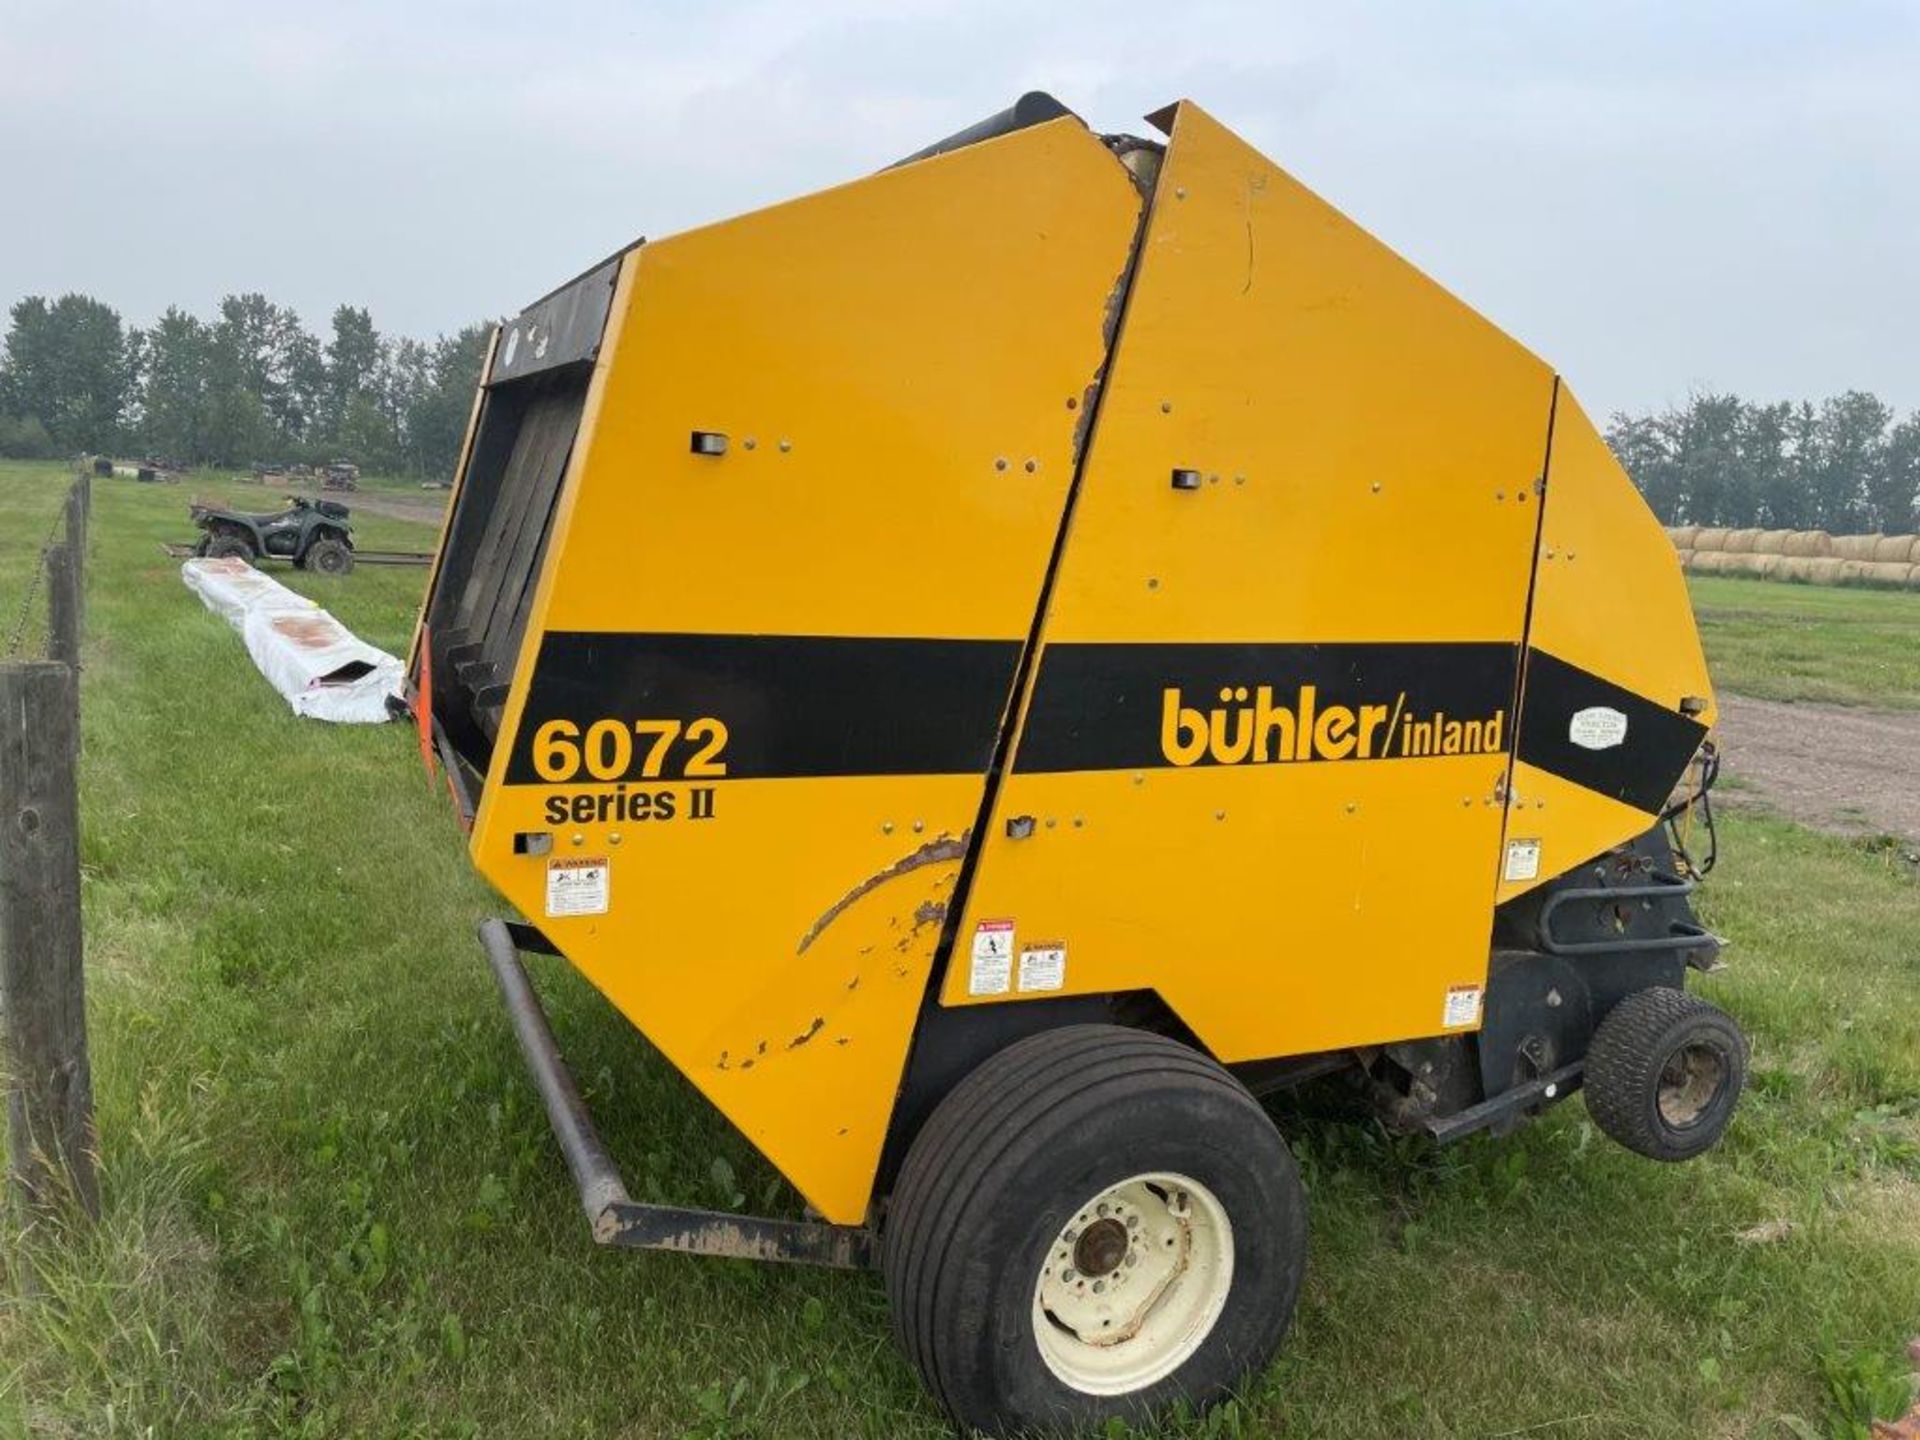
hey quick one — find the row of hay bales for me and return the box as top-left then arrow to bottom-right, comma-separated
1667,526 -> 1920,589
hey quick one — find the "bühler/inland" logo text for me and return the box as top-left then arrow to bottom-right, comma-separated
1159,685 -> 1506,767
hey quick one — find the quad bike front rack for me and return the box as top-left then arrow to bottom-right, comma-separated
477,918 -> 876,1269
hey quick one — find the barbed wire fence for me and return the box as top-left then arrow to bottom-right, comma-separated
1,466 -> 99,1226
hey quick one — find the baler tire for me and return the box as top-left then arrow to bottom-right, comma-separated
882,1024 -> 1306,1436
1585,987 -> 1746,1162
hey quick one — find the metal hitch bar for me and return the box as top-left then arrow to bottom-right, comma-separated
478,918 -> 876,1269
1421,1061 -> 1585,1146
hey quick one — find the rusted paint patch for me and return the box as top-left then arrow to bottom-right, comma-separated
795,832 -> 967,955
787,1016 -> 826,1050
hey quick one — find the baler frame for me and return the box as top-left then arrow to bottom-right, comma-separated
480,918 -> 874,1269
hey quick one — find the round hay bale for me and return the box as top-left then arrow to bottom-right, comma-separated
1668,525 -> 1700,550
1804,556 -> 1846,585
1755,528 -> 1794,554
1858,561 -> 1914,588
1690,551 -> 1733,575
1872,534 -> 1917,563
1749,553 -> 1785,579
1723,528 -> 1761,554
1674,548 -> 1694,571
1831,534 -> 1881,561
1778,556 -> 1816,583
1692,527 -> 1729,552
1779,530 -> 1833,558
1722,552 -> 1767,577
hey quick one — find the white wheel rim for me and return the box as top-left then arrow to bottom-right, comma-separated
1030,1171 -> 1234,1396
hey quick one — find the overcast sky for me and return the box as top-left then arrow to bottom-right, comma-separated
2,0 -> 1914,419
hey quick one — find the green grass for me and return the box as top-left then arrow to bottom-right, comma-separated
1,461 -> 1916,1438
1689,575 -> 1920,708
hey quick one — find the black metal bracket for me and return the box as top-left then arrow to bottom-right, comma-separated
1422,1060 -> 1584,1145
478,919 -> 876,1269
1537,874 -> 1719,957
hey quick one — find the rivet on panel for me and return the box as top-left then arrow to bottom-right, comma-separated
1233,473 -> 1246,486
882,820 -> 894,834
571,832 -> 585,846
743,437 -> 757,451
1045,817 -> 1057,829
995,457 -> 1009,472
1146,577 -> 1160,590
1207,473 -> 1219,485
1025,458 -> 1039,473
1066,395 -> 1079,411
1160,400 -> 1173,414
778,438 -> 792,452
912,819 -> 925,833
1345,802 -> 1358,814
1175,186 -> 1188,199
1370,481 -> 1382,494
1495,490 -> 1505,501
1214,810 -> 1226,821
609,832 -> 623,845
1072,816 -> 1085,828
1132,772 -> 1145,786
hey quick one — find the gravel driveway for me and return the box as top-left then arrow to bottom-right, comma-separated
1713,693 -> 1920,841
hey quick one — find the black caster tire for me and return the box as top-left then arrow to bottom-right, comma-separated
1585,987 -> 1746,1162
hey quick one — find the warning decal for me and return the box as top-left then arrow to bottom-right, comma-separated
1503,837 -> 1542,883
968,919 -> 1014,996
1017,943 -> 1066,993
1442,984 -> 1484,1029
546,856 -> 609,917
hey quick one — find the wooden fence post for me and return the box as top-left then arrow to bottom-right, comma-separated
64,483 -> 87,632
0,661 -> 98,1220
44,544 -> 79,670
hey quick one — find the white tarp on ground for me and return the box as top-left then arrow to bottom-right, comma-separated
181,557 -> 403,723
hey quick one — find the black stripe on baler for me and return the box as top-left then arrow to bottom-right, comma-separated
503,632 -> 1022,783
1516,649 -> 1707,813
1011,640 -> 1519,773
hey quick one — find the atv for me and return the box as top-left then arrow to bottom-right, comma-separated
191,495 -> 356,575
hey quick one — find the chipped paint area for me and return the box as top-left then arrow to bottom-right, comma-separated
795,832 -> 968,955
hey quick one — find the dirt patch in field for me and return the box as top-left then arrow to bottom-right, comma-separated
1714,694 -> 1920,841
343,493 -> 445,526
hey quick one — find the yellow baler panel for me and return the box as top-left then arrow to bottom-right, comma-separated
470,118 -> 1144,1224
945,102 -> 1556,1063
1497,391 -> 1715,901
1025,103 -> 1555,647
539,118 -> 1141,642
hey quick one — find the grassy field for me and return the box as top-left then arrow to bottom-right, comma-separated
1689,574 -> 1920,708
1,461 -> 1916,1438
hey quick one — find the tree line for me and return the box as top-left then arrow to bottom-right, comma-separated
7,290 -> 1917,529
1606,391 -> 1920,533
0,292 -> 491,480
